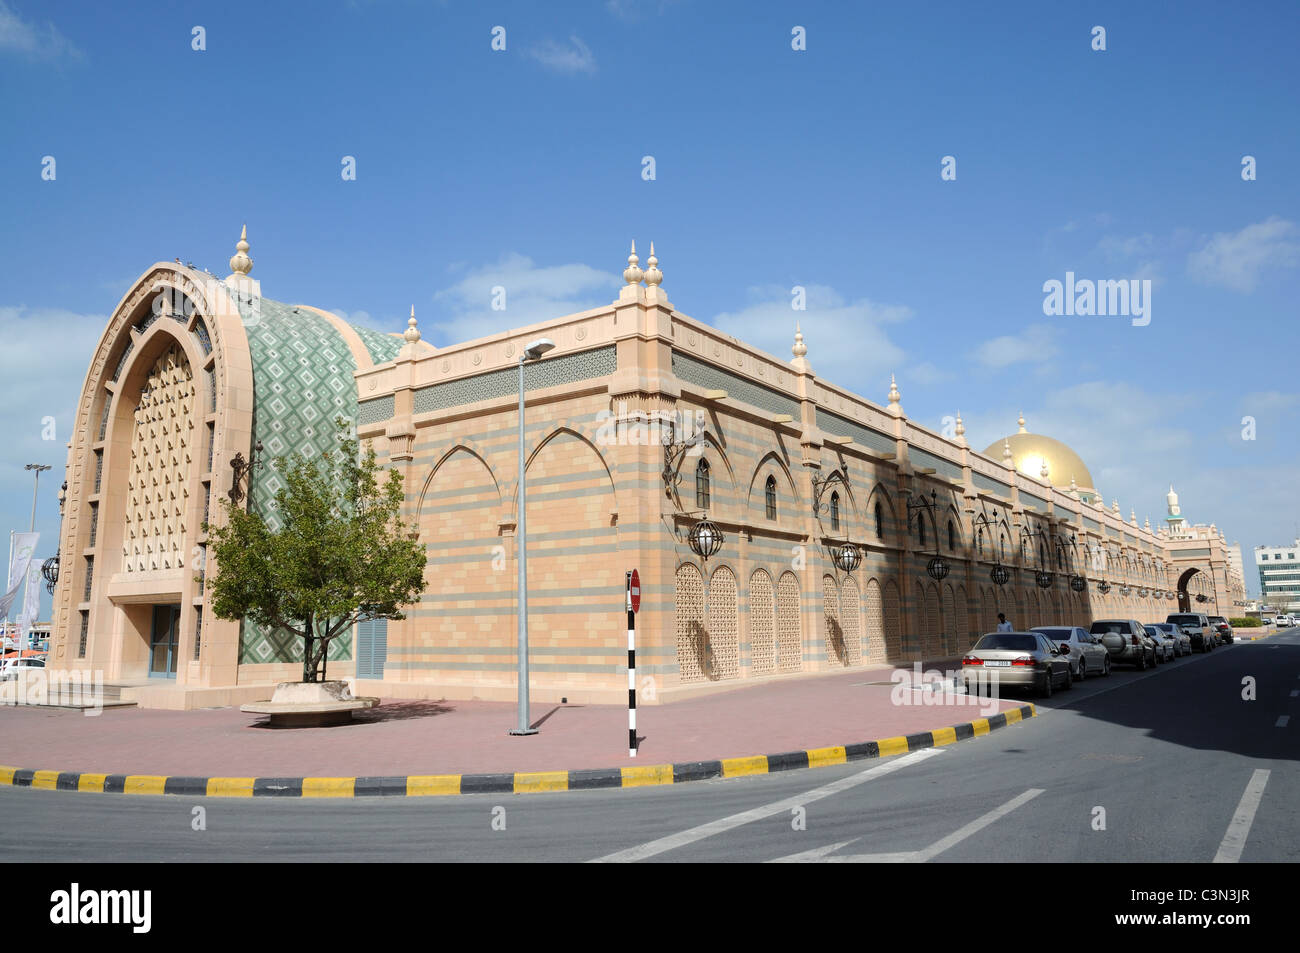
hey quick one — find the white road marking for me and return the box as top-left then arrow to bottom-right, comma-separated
913,787 -> 1044,861
1213,769 -> 1270,864
1276,715 -> 1290,727
589,747 -> 944,863
767,788 -> 1044,863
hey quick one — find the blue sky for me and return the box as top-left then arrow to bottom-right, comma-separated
2,0 -> 1298,615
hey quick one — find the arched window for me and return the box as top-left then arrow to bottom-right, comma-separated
948,520 -> 955,553
695,459 -> 711,511
830,491 -> 840,532
918,514 -> 927,548
874,501 -> 884,539
765,475 -> 777,520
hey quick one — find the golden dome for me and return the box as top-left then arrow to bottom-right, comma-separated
982,430 -> 1096,492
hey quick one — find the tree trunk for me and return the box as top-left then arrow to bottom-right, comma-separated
302,615 -> 315,683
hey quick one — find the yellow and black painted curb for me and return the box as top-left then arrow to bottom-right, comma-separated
0,703 -> 1035,799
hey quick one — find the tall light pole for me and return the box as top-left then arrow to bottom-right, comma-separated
8,465 -> 50,650
509,338 -> 554,736
25,464 -> 51,532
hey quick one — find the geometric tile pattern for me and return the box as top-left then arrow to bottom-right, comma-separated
674,352 -> 800,419
414,346 -> 616,414
234,296 -> 376,665
122,345 -> 194,573
348,324 -> 403,364
707,565 -> 739,680
748,569 -> 775,675
816,408 -> 896,456
674,563 -> 706,682
776,571 -> 802,672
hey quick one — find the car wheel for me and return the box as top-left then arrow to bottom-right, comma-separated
1137,651 -> 1147,671
1041,670 -> 1053,698
1063,665 -> 1073,689
1103,656 -> 1111,677
1076,657 -> 1086,681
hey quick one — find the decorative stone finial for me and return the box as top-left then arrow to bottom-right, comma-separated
955,411 -> 965,438
1018,412 -> 1027,434
888,374 -> 900,405
1144,516 -> 1151,531
792,321 -> 807,358
1068,475 -> 1079,499
643,242 -> 662,287
1040,459 -> 1050,480
1130,508 -> 1137,524
229,223 -> 253,276
404,305 -> 421,344
623,240 -> 643,285
1003,438 -> 1014,464
1112,499 -> 1120,513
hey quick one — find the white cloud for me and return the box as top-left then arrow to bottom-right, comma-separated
430,253 -> 617,345
527,35 -> 597,75
971,323 -> 1061,369
1188,217 -> 1300,292
0,1 -> 82,62
0,305 -> 105,501
710,284 -> 911,396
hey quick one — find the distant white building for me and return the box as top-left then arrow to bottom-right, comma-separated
1255,540 -> 1300,613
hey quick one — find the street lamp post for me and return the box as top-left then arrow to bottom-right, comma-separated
510,338 -> 555,736
8,465 -> 50,651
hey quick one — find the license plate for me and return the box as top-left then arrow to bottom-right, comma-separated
985,660 -> 1011,667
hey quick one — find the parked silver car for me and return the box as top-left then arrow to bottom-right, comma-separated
1167,613 -> 1214,652
1143,625 -> 1176,662
1151,622 -> 1191,656
1090,619 -> 1157,669
1032,626 -> 1111,679
961,631 -> 1073,697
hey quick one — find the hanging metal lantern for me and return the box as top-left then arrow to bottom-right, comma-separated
687,518 -> 724,560
990,564 -> 1009,586
1138,587 -> 1149,598
41,552 -> 60,595
1069,574 -> 1086,592
833,543 -> 862,574
1119,585 -> 1131,596
927,555 -> 949,581
1195,593 -> 1208,603
1035,570 -> 1054,589
1097,580 -> 1111,594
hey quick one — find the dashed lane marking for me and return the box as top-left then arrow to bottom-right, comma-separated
767,788 -> 1044,863
1213,769 -> 1270,864
588,747 -> 944,863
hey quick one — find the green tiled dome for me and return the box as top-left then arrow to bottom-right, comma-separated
230,295 -> 399,664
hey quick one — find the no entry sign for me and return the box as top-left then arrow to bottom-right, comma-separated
627,569 -> 641,614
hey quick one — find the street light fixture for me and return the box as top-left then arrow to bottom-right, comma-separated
510,337 -> 554,737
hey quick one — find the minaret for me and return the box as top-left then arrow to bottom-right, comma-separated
1165,484 -> 1186,537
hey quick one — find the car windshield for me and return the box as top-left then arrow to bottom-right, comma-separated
974,634 -> 1039,652
1145,627 -> 1161,636
1034,628 -> 1070,639
1168,615 -> 1197,625
1091,622 -> 1130,634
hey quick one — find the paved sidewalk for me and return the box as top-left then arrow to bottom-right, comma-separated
0,665 -> 1022,778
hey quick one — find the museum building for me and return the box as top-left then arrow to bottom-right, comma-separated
46,229 -> 1247,709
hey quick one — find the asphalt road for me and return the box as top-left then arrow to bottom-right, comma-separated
2,630 -> 1296,863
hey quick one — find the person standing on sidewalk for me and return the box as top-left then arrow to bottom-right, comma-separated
996,613 -> 1013,632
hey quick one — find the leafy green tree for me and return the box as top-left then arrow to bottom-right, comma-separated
205,419 -> 425,682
